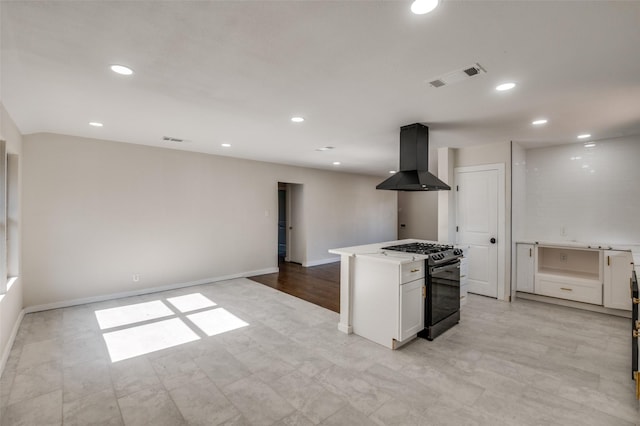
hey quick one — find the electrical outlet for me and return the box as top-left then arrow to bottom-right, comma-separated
560,254 -> 567,262
132,273 -> 140,282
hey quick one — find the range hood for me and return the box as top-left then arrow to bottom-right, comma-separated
376,123 -> 451,191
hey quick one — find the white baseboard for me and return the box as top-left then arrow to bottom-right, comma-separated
303,257 -> 340,267
24,267 -> 279,314
0,308 -> 25,378
337,322 -> 352,334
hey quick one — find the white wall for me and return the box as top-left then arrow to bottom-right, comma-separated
0,103 -> 23,375
22,133 -> 397,308
511,142 -> 527,298
303,174 -> 396,263
437,147 -> 455,243
397,191 -> 438,240
524,135 -> 640,244
512,142 -> 527,241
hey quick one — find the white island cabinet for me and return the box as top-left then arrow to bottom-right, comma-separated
352,256 -> 425,348
329,239 -> 429,349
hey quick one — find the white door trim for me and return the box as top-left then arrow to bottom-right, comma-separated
455,163 -> 506,301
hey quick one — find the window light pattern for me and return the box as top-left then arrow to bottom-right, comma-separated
95,292 -> 249,363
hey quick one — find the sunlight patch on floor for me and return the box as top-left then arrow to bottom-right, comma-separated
102,317 -> 200,362
95,300 -> 174,330
96,293 -> 248,362
166,292 -> 217,313
187,307 -> 249,337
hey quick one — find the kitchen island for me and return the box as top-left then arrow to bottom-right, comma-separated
329,239 -> 433,349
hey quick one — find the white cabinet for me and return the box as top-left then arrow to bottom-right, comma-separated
518,243 -> 635,311
351,257 -> 425,349
516,243 -> 535,293
534,246 -> 602,305
399,279 -> 425,341
460,255 -> 469,306
604,250 -> 634,310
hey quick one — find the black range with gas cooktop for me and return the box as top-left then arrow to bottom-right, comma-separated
381,242 -> 463,340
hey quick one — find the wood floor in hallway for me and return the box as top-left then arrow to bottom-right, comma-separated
249,261 -> 340,313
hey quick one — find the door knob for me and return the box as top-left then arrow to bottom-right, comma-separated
490,237 -> 496,244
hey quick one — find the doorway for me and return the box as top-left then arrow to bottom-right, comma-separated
455,164 -> 505,299
278,182 -> 304,265
278,186 -> 287,261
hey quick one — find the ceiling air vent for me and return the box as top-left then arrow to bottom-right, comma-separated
428,62 -> 487,88
463,66 -> 480,76
162,136 -> 185,143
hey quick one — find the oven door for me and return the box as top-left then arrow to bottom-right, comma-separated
427,259 -> 461,326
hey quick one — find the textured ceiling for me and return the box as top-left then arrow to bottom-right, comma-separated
2,0 -> 640,176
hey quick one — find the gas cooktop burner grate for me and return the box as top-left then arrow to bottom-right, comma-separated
381,242 -> 454,255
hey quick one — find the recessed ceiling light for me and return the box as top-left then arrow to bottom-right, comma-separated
532,119 -> 548,125
577,133 -> 591,139
221,143 -> 231,148
89,122 -> 103,127
495,82 -> 516,91
389,170 -> 396,174
332,161 -> 341,166
291,116 -> 304,123
411,0 -> 439,15
584,143 -> 596,148
110,64 -> 134,75
316,146 -> 334,151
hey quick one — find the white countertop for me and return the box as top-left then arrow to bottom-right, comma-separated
329,239 -> 441,265
517,239 -> 640,250
333,239 -> 640,272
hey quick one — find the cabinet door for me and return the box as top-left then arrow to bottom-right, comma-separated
399,280 -> 424,341
460,258 -> 469,305
604,250 -> 633,310
516,244 -> 535,293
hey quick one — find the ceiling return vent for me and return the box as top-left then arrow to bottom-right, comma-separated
162,136 -> 185,143
428,63 -> 487,88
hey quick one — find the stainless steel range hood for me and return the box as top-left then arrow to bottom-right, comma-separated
376,123 -> 451,191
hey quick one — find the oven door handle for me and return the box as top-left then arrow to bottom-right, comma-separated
431,263 -> 460,275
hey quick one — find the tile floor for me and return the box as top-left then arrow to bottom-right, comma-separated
0,278 -> 638,425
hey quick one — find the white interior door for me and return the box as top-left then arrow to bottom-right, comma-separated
456,167 -> 500,298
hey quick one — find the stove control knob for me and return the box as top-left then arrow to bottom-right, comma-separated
453,248 -> 463,256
